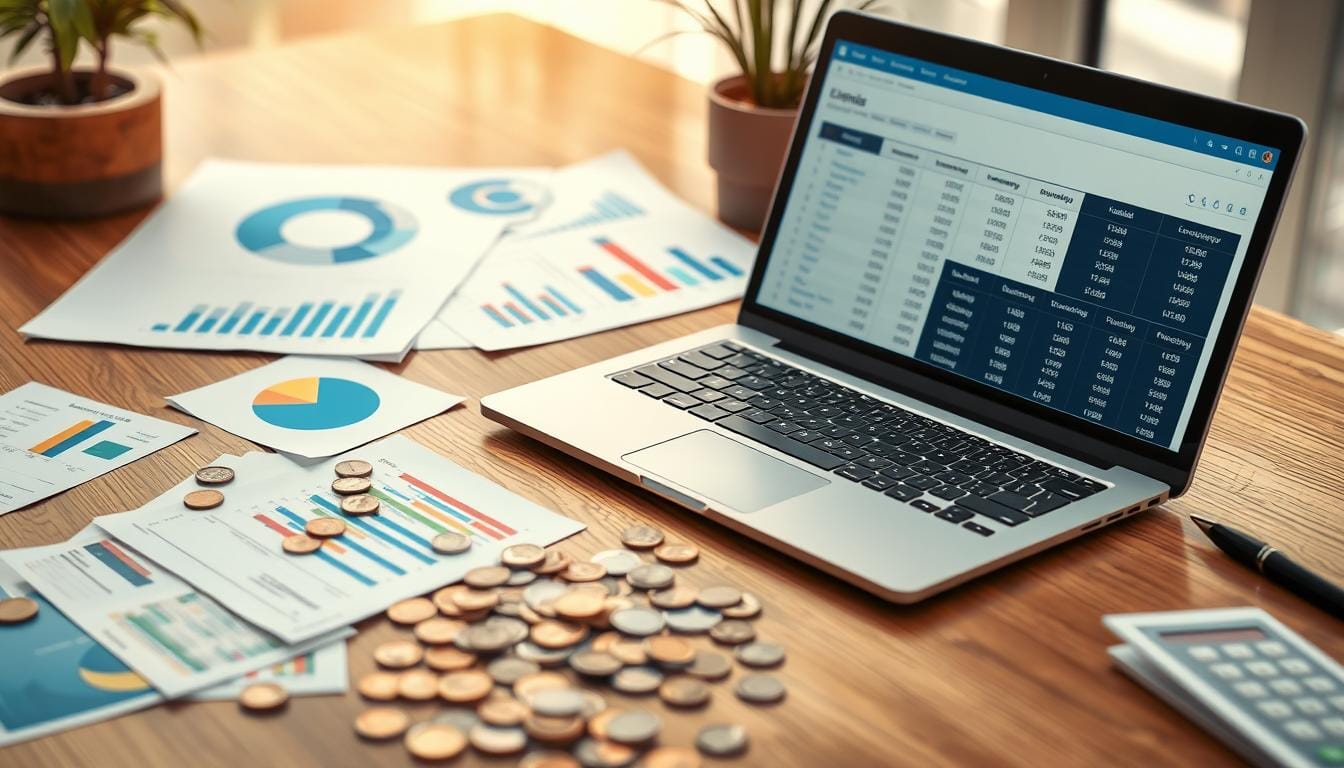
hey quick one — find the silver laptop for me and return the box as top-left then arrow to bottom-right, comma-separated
482,12 -> 1305,602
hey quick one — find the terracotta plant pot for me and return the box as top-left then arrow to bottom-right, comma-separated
0,68 -> 162,218
707,75 -> 799,231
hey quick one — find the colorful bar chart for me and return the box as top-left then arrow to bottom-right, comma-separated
114,593 -> 279,675
596,237 -> 678,291
84,540 -> 152,587
526,190 -> 647,238
29,419 -> 116,457
152,291 -> 402,340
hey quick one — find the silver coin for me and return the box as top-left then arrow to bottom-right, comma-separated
597,576 -> 625,596
579,688 -> 607,719
608,607 -> 666,637
194,466 -> 235,485
721,591 -> 763,619
469,723 -> 528,755
709,619 -> 756,645
433,707 -> 480,732
605,709 -> 662,745
486,656 -> 540,686
663,605 -> 723,634
529,687 -> 586,717
611,665 -> 664,695
626,564 -> 675,590
569,650 -> 623,678
506,568 -> 538,586
696,723 -> 750,757
735,673 -> 786,704
523,579 -> 569,611
513,640 -> 573,667
696,585 -> 743,609
493,594 -> 525,617
455,617 -> 527,653
590,549 -> 643,576
686,650 -> 733,681
734,641 -> 786,668
431,531 -> 472,554
574,736 -> 637,768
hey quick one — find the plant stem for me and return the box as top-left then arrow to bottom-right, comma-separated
92,43 -> 110,101
49,31 -> 75,104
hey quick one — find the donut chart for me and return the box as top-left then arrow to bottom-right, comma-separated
252,377 -> 380,430
449,179 -> 549,216
235,196 -> 417,265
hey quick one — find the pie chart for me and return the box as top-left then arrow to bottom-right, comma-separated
251,377 -> 380,430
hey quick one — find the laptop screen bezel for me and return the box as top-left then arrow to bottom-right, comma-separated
736,11 -> 1305,493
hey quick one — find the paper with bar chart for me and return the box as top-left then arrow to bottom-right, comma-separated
20,159 -> 550,361
7,524 -> 350,699
0,382 -> 195,515
166,356 -> 462,458
190,640 -> 346,700
97,435 -> 585,644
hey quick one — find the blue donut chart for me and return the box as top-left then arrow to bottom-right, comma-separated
449,179 -> 549,216
235,196 -> 418,265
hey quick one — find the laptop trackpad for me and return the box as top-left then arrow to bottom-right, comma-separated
623,430 -> 829,513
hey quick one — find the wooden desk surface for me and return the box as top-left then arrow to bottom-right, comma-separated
2,14 -> 1342,767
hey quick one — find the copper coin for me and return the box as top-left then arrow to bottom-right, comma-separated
530,620 -> 588,649
0,597 -> 39,624
575,737 -> 636,767
696,585 -> 742,609
513,671 -> 571,706
501,543 -> 547,569
470,723 -> 529,755
645,635 -> 695,667
534,549 -> 572,575
432,531 -> 472,554
238,682 -> 288,712
334,459 -> 373,478
281,534 -> 321,555
305,517 -> 346,538
569,650 -> 623,678
439,669 -> 494,703
608,637 -> 648,666
340,494 -> 380,516
194,466 -> 235,485
354,707 -> 410,740
647,746 -> 704,767
653,542 -> 699,565
620,524 -> 664,550
524,714 -> 585,745
331,476 -> 371,496
721,592 -> 763,619
562,561 -> 606,583
398,669 -> 441,701
386,597 -> 437,625
553,589 -> 606,620
487,657 -> 540,686
433,585 -> 467,616
520,752 -> 582,768
658,677 -> 710,708
591,631 -> 620,653
464,565 -> 511,589
404,722 -> 467,760
686,650 -> 732,681
478,696 -> 530,727
373,639 -> 423,669
452,587 -> 499,612
424,646 -> 477,672
414,617 -> 464,645
356,671 -> 400,701
709,619 -> 756,646
183,489 -> 224,510
649,585 -> 698,610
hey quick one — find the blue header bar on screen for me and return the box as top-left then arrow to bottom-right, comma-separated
832,40 -> 1280,170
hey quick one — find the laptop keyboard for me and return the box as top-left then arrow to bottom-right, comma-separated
610,341 -> 1107,537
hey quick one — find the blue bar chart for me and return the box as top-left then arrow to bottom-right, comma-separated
152,291 -> 403,340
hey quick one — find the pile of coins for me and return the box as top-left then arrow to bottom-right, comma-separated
278,460 -> 377,556
183,464 -> 233,510
351,523 -> 783,765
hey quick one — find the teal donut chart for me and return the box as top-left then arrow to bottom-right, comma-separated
449,179 -> 549,215
235,196 -> 417,265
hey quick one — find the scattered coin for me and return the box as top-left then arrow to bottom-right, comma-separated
686,650 -> 733,681
611,666 -> 664,695
356,671 -> 400,700
0,597 -> 39,624
590,549 -> 643,576
696,723 -> 749,757
569,650 -> 623,678
334,459 -> 374,478
734,641 -> 786,668
653,542 -> 699,565
721,591 -> 763,619
439,669 -> 494,703
452,587 -> 500,612
553,589 -> 606,620
404,722 -> 467,760
649,585 -> 697,609
574,737 -> 637,768
434,708 -> 482,734
521,751 -> 583,768
183,489 -> 224,510
457,617 -> 527,653
478,696 -> 530,727
386,597 -> 437,625
238,682 -> 288,712
531,620 -> 588,649
524,579 -> 570,611
645,635 -> 695,667
331,476 -> 372,495
663,605 -> 722,634
304,516 -> 346,538
470,723 -> 529,755
487,656 -> 540,686
373,639 -> 423,669
340,494 -> 380,516
587,707 -> 624,741
354,707 -> 410,740
696,585 -> 742,609
514,670 -> 574,706
605,709 -> 662,746
530,687 -> 586,718
507,568 -> 538,586
194,466 -> 235,485
501,543 -> 547,569
524,714 -> 586,745
607,637 -> 649,666
514,640 -> 574,667
465,565 -> 512,589
424,645 -> 477,672
736,673 -> 786,704
609,606 -> 666,637
709,619 -> 756,646
579,688 -> 608,719
659,676 -> 711,708
534,549 -> 572,575
620,524 -> 664,550
413,616 -> 463,645
281,534 -> 321,555
397,668 -> 440,701
562,561 -> 606,582
626,564 -> 675,590
647,745 -> 704,767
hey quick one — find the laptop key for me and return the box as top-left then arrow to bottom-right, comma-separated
985,490 -> 1035,512
767,420 -> 802,435
660,359 -> 709,380
921,449 -> 960,465
905,475 -> 940,491
957,494 -> 1030,526
613,371 -> 655,388
749,396 -> 782,410
910,499 -> 941,513
789,430 -> 826,443
723,353 -> 757,368
930,485 -> 967,501
641,383 -> 675,399
717,399 -> 752,414
663,393 -> 701,409
863,475 -> 898,491
739,408 -> 776,424
962,481 -> 1001,497
1026,493 -> 1070,515
934,470 -> 973,486
737,376 -> 773,390
935,506 -> 974,524
723,385 -> 756,400
716,366 -> 748,380
910,459 -> 947,475
688,403 -> 731,421
884,485 -> 922,502
962,521 -> 995,536
697,343 -> 736,360
835,465 -> 876,482
690,388 -> 726,403
698,375 -> 735,390
636,365 -> 699,392
715,415 -> 847,471
679,351 -> 724,370
855,455 -> 893,470
880,465 -> 918,480
828,445 -> 868,461
1041,477 -> 1097,500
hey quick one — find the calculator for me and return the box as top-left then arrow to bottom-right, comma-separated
1105,608 -> 1344,767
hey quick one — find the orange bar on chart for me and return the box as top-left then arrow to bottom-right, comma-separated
617,273 -> 656,298
30,419 -> 94,454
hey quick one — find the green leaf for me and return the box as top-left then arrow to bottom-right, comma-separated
7,18 -> 39,63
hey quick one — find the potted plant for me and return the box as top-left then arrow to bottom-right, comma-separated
0,0 -> 201,218
660,0 -> 879,230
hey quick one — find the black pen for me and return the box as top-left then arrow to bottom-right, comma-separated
1191,515 -> 1344,620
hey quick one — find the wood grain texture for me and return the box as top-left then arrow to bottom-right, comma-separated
1,14 -> 1341,768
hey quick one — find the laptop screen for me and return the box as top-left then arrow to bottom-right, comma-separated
755,39 -> 1282,452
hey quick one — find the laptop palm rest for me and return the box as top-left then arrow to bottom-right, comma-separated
623,430 -> 829,513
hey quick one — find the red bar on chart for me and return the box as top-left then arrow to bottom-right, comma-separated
399,473 -> 518,536
594,237 -> 678,292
